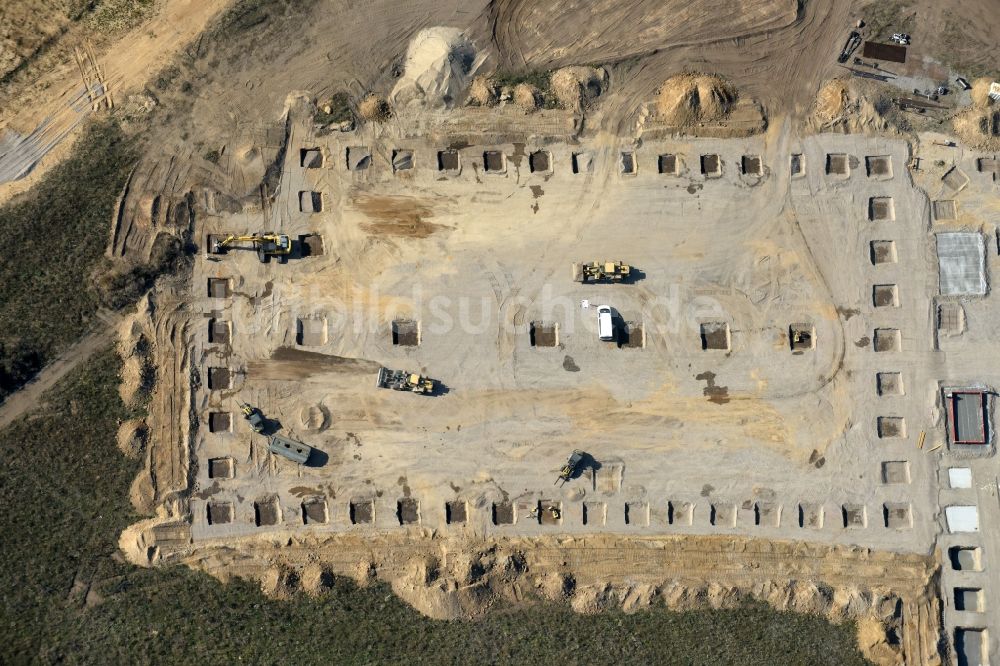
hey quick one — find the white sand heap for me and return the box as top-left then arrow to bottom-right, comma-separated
390,27 -> 480,110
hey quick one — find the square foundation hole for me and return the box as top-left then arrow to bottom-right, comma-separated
437,149 -> 460,172
668,500 -> 694,526
300,148 -> 323,168
397,498 -> 420,525
870,240 -> 898,265
873,328 -> 901,352
391,319 -> 420,346
710,503 -> 737,527
700,154 -> 721,176
346,146 -> 371,171
826,153 -> 849,176
869,197 -> 896,221
873,284 -> 899,307
483,150 -> 506,173
949,546 -> 982,571
301,497 -> 328,524
789,323 -> 815,351
594,463 -> 623,493
881,461 -> 910,484
300,234 -> 324,257
842,504 -> 867,528
392,149 -> 414,172
208,318 -> 231,344
790,153 -> 805,177
492,501 -> 515,525
938,303 -> 965,334
529,150 -> 551,173
877,416 -> 907,438
299,191 -> 323,213
350,499 -> 375,524
208,412 -> 232,433
933,200 -> 957,221
530,321 -> 559,347
538,500 -> 562,525
208,278 -> 232,298
799,503 -> 824,529
208,457 -> 235,479
254,497 -> 281,527
572,152 -> 593,174
955,628 -> 988,666
658,154 -> 678,175
741,155 -> 763,176
621,321 -> 645,349
865,155 -> 892,178
207,501 -> 233,525
207,367 -> 232,390
754,502 -> 781,527
446,500 -> 467,524
620,152 -> 636,175
883,502 -> 912,529
955,587 -> 984,612
877,372 -> 904,396
700,322 -> 730,351
296,316 -> 328,346
625,501 -> 649,526
583,501 -> 606,526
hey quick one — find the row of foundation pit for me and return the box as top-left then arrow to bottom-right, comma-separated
202,496 -> 914,530
300,145 -> 895,180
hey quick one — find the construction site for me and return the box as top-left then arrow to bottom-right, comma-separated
3,0 -> 1000,663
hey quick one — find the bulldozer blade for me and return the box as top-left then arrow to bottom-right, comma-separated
376,367 -> 388,388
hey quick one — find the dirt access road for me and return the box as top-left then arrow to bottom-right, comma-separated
0,0 -> 232,203
0,312 -> 121,429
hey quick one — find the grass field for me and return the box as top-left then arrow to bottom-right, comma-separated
0,118 -> 140,402
0,348 -> 872,665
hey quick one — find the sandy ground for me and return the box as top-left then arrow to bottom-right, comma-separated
5,0 -> 1000,663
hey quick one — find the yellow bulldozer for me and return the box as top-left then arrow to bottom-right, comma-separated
376,367 -> 436,395
572,260 -> 631,284
212,233 -> 291,263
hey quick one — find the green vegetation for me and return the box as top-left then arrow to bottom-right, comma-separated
0,349 -> 872,664
314,91 -> 354,127
0,118 -> 140,402
495,70 -> 561,109
85,0 -> 157,36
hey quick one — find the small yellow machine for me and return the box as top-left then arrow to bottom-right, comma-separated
572,260 -> 631,283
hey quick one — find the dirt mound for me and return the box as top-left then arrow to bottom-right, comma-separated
953,107 -> 1000,150
390,27 -> 478,110
550,66 -> 606,111
467,76 -> 498,106
117,419 -> 148,459
358,94 -> 390,122
513,83 -> 540,112
809,78 -> 887,134
656,74 -> 738,125
815,79 -> 848,121
117,296 -> 154,409
970,77 -> 995,108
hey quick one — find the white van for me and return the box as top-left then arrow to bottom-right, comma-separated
597,305 -> 614,341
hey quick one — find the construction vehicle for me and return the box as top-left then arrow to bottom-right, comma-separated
240,402 -> 265,433
956,77 -> 972,91
837,31 -> 862,64
890,33 -> 910,45
212,233 -> 291,263
268,434 -> 313,464
376,367 -> 436,395
555,449 -> 585,485
572,260 -> 631,284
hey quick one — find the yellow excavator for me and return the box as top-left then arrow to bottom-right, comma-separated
212,233 -> 292,263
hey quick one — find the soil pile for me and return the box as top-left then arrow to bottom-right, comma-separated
513,83 -> 540,112
358,94 -> 390,122
390,27 -> 478,110
970,77 -> 995,109
656,74 -> 738,125
815,79 -> 848,122
550,66 -> 607,111
467,76 -> 498,106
